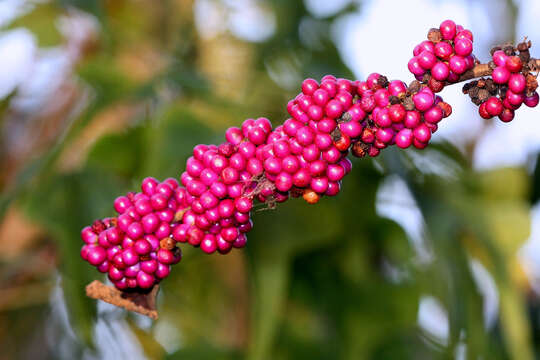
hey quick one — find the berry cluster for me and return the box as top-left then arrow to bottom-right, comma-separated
473,43 -> 539,122
345,73 -> 452,155
408,20 -> 475,91
80,178 -> 183,290
80,20 -> 539,293
175,138 -> 257,254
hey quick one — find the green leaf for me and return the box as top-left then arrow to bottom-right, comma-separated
86,126 -> 145,178
138,106 -> 214,179
21,168 -> 123,345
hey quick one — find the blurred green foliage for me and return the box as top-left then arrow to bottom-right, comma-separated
0,1 -> 539,359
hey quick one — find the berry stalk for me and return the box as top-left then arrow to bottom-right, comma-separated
79,20 -> 539,316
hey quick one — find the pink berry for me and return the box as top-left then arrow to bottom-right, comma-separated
221,227 -> 239,242
454,38 -> 473,56
302,144 -> 320,162
413,92 -> 434,112
225,127 -> 244,145
216,235 -> 233,254
312,89 -> 330,106
293,168 -> 311,187
322,147 -> 341,163
114,196 -> 132,214
418,50 -> 437,69
233,234 -> 247,248
320,79 -> 337,97
327,164 -> 345,182
127,222 -> 144,239
485,97 -> 503,117
296,127 -> 315,146
404,110 -> 421,129
141,259 -> 158,274
235,197 -> 253,213
155,263 -> 170,279
275,172 -> 293,192
376,128 -> 394,143
434,41 -> 453,60
348,104 -> 366,122
201,234 -> 217,254
492,66 -> 510,84
499,108 -> 515,122
395,129 -> 413,148
325,100 -> 343,118
413,124 -> 431,143
505,56 -> 523,73
137,271 -> 155,289
122,248 -> 139,266
388,80 -> 407,97
424,105 -> 443,124
311,177 -> 329,194
315,133 -> 333,150
455,29 -> 473,42
302,78 -> 318,95
508,73 -> 526,93
141,177 -> 159,196
81,226 -> 97,244
408,57 -> 425,76
431,62 -> 450,81
449,55 -> 467,75
375,108 -> 392,127
87,246 -> 106,266
389,104 -> 406,123
506,90 -> 524,107
157,248 -> 174,264
340,121 -> 362,138
492,50 -> 507,67
439,20 -> 456,40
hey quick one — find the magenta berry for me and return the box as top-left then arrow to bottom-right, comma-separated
141,177 -> 159,196
395,129 -> 413,148
508,73 -> 526,93
439,20 -> 456,40
424,105 -> 444,124
418,50 -> 437,69
413,124 -> 431,143
492,50 -> 507,67
454,38 -> 473,56
235,197 -> 253,213
434,42 -> 453,61
499,108 -> 515,122
340,121 -> 362,138
87,246 -> 106,266
413,92 -> 434,112
408,57 -> 425,76
492,66 -> 510,84
449,55 -> 467,75
525,92 -> 539,108
432,62 -> 450,81
505,56 -> 523,73
114,196 -> 132,214
485,97 -> 503,117
201,234 -> 217,254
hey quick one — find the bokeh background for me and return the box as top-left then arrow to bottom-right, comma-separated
1,0 -> 540,359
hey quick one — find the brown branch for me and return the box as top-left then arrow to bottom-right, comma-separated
85,280 -> 159,319
457,58 -> 540,83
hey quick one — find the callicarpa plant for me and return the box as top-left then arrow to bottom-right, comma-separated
81,19 -> 540,318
